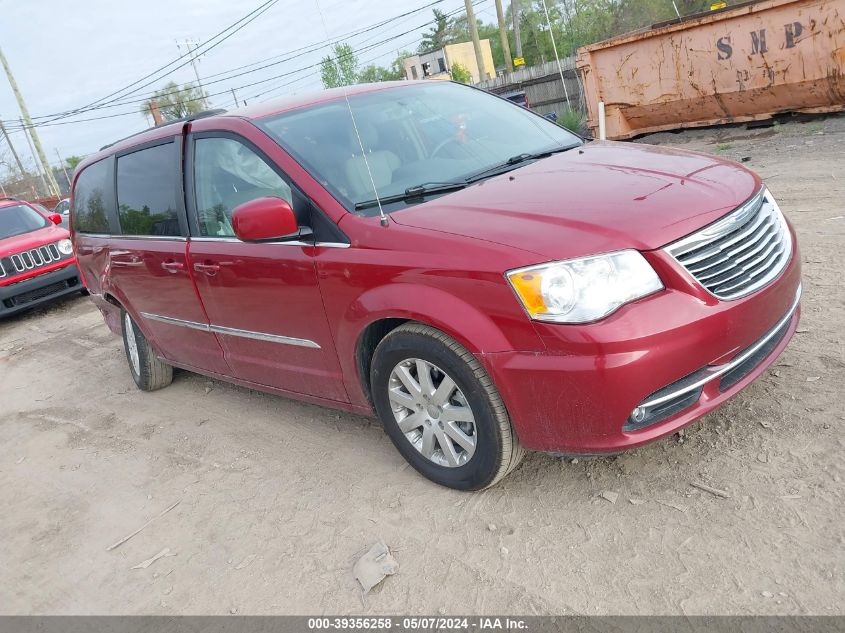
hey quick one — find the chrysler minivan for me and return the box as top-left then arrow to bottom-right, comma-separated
71,81 -> 801,490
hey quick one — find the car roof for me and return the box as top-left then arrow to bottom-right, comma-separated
76,81 -> 432,174
228,80 -> 418,120
0,198 -> 32,210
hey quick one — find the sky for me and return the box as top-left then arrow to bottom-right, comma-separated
0,0 -> 501,167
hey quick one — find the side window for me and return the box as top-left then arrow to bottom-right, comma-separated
72,159 -> 111,234
193,137 -> 292,238
116,143 -> 181,237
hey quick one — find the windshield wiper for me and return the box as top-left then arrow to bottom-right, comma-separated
465,143 -> 581,183
354,181 -> 468,211
353,143 -> 581,211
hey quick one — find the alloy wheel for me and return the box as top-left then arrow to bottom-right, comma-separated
387,358 -> 477,467
124,313 -> 141,376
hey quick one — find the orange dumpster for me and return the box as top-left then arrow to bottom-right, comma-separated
576,0 -> 845,139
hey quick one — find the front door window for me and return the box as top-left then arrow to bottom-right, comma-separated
193,137 -> 292,237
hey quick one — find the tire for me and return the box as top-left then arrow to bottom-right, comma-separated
370,323 -> 524,490
121,310 -> 173,392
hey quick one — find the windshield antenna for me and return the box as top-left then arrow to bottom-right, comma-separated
313,0 -> 389,227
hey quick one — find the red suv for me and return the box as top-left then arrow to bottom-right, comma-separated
71,82 -> 801,490
1,197 -> 82,317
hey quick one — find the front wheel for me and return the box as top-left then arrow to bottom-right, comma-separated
370,323 -> 524,490
121,310 -> 173,392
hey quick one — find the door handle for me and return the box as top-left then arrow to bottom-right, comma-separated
193,262 -> 220,276
161,260 -> 184,273
112,255 -> 142,266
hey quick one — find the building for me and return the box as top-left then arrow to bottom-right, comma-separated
401,40 -> 495,84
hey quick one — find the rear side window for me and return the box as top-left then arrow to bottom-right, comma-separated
72,159 -> 111,234
116,143 -> 181,236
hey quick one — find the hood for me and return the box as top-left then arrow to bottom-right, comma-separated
391,141 -> 760,260
0,224 -> 69,258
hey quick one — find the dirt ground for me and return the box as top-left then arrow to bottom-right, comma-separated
1,117 -> 843,616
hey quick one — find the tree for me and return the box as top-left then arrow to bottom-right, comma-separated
450,62 -> 472,84
358,64 -> 403,83
419,9 -> 451,52
64,155 -> 84,171
320,45 -> 408,86
141,81 -> 207,122
320,43 -> 360,89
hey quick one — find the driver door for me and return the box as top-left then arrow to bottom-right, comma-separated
185,131 -> 347,402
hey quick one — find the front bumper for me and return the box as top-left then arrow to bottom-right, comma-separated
0,263 -> 82,317
481,234 -> 802,454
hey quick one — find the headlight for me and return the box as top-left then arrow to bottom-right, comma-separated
57,239 -> 73,256
506,250 -> 663,323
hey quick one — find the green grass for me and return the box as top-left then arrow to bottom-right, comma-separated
716,143 -> 733,151
555,107 -> 586,135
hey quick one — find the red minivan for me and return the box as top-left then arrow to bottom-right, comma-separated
71,81 -> 800,490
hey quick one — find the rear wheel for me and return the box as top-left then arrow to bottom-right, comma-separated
370,323 -> 524,490
121,310 -> 173,391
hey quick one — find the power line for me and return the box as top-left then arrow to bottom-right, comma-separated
241,1 -> 478,102
7,0 -> 444,125
6,0 -> 492,135
193,0 -> 445,84
247,30 -> 432,102
6,0 -> 488,132
28,0 -> 280,126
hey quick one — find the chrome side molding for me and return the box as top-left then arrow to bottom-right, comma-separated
139,312 -> 321,349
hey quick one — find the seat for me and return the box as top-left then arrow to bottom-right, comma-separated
343,122 -> 400,199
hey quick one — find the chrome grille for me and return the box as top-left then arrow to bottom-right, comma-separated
666,188 -> 792,300
5,243 -> 64,277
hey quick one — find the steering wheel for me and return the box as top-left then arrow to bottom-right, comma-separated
430,137 -> 462,158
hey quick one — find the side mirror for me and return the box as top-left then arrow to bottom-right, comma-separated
48,213 -> 63,225
232,197 -> 299,242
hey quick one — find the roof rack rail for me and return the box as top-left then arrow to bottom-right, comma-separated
99,109 -> 228,151
0,196 -> 20,202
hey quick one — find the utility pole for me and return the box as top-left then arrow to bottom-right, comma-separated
511,0 -> 524,60
55,148 -> 71,189
231,88 -> 240,108
464,0 -> 489,82
495,0 -> 513,73
0,47 -> 61,197
179,39 -> 209,108
148,99 -> 163,126
19,118 -> 50,196
0,118 -> 26,175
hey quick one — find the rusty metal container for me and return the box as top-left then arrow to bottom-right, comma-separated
576,0 -> 845,139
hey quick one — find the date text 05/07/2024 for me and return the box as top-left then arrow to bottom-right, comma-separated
307,617 -> 529,630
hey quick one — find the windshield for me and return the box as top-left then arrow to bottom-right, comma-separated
0,203 -> 49,239
259,82 -> 581,214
